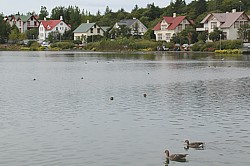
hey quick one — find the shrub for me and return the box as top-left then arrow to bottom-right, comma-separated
50,42 -> 75,49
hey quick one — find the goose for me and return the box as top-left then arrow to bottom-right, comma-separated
184,140 -> 204,149
164,150 -> 188,161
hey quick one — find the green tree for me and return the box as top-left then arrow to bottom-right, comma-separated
48,31 -> 60,43
132,22 -> 140,39
144,29 -> 155,40
196,0 -> 207,17
209,28 -> 224,42
51,6 -> 66,20
197,31 -> 208,43
9,25 -> 20,43
0,15 -> 11,43
38,6 -> 49,20
172,0 -> 187,14
238,24 -> 250,42
26,28 -> 39,39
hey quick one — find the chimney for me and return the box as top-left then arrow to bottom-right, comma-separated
232,9 -> 236,13
87,20 -> 89,23
173,13 -> 176,18
60,16 -> 63,21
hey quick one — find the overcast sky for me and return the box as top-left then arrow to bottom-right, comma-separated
0,0 -> 192,16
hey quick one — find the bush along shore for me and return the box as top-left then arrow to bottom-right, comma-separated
0,39 -> 244,55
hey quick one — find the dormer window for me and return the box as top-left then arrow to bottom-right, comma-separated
161,25 -> 167,30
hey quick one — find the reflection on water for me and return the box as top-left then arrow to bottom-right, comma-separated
0,51 -> 250,166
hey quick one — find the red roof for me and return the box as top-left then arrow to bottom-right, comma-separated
40,20 -> 61,30
153,16 -> 191,31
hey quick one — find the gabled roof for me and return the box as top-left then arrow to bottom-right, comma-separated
153,16 -> 191,31
73,23 -> 96,33
201,12 -> 247,28
17,15 -> 32,22
101,26 -> 110,32
40,20 -> 66,31
8,14 -> 38,22
117,19 -> 138,27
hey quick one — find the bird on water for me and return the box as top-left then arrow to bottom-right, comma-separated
184,140 -> 204,149
164,150 -> 188,161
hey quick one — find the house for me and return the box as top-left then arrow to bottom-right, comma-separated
39,16 -> 71,41
196,9 -> 250,41
113,18 -> 148,36
5,14 -> 39,33
153,13 -> 194,42
73,20 -> 107,42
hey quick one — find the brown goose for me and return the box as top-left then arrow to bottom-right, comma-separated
184,140 -> 204,149
164,150 -> 188,161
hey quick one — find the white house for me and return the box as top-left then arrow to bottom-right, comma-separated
5,14 -> 39,33
113,18 -> 148,36
196,9 -> 250,41
153,13 -> 194,42
73,20 -> 107,42
39,16 -> 71,41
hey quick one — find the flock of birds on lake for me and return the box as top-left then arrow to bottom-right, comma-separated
164,140 -> 204,165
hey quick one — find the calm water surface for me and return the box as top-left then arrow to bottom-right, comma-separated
0,51 -> 250,166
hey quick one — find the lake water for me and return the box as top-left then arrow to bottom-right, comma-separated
0,51 -> 250,166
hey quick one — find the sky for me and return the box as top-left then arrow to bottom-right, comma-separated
0,0 -> 192,16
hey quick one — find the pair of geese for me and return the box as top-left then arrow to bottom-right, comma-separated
165,140 -> 204,162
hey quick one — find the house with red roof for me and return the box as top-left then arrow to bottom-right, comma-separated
196,9 -> 250,41
39,16 -> 71,41
153,13 -> 194,42
5,14 -> 39,33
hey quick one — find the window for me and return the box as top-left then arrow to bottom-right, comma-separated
211,22 -> 217,29
161,25 -> 167,30
185,24 -> 189,29
223,32 -> 227,39
166,33 -> 171,40
178,25 -> 182,31
157,33 -> 162,40
234,21 -> 239,28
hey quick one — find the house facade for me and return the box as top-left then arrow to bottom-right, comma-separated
153,13 -> 193,42
39,17 -> 71,41
5,14 -> 39,33
113,18 -> 148,36
197,9 -> 250,41
73,21 -> 106,42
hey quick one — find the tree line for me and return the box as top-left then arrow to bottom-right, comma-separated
1,0 -> 250,44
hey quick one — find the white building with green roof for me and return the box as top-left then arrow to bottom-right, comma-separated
6,14 -> 39,33
73,21 -> 107,42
